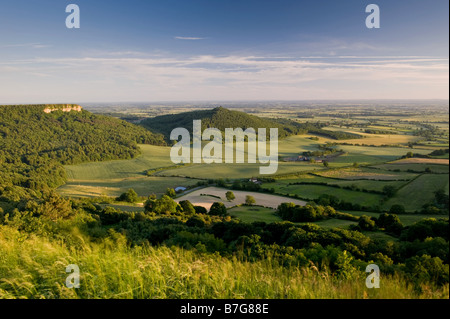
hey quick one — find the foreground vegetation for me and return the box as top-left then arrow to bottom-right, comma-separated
1,225 -> 447,299
1,103 -> 448,299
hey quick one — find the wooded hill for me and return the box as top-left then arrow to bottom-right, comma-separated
140,106 -> 361,142
0,105 -> 165,197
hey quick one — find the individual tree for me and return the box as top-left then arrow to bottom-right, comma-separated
194,205 -> 208,214
165,188 -> 176,198
382,185 -> 396,198
434,189 -> 449,208
389,204 -> 405,215
117,188 -> 139,203
209,202 -> 227,216
376,213 -> 403,235
323,160 -> 329,168
225,191 -> 235,201
179,200 -> 196,215
144,197 -> 156,213
144,195 -> 178,214
358,215 -> 376,231
276,202 -> 296,220
245,195 -> 256,206
186,215 -> 206,228
292,205 -> 317,222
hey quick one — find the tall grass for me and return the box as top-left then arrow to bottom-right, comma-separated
0,225 -> 448,299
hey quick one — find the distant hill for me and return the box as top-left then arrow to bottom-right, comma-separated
140,106 -> 361,142
0,104 -> 166,195
140,106 -> 307,141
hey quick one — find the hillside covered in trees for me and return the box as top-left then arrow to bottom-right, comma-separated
0,105 -> 166,197
140,106 -> 360,142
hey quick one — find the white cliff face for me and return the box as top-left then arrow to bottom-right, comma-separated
43,105 -> 82,113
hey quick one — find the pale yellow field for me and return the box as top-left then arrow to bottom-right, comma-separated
391,158 -> 449,165
321,126 -> 425,146
175,186 -> 306,210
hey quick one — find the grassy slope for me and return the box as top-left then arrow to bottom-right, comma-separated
331,145 -> 432,166
384,174 -> 450,212
1,225 -> 447,299
64,144 -> 170,180
58,138 -> 329,198
59,144 -> 200,197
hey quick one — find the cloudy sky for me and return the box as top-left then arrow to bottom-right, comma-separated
0,0 -> 448,104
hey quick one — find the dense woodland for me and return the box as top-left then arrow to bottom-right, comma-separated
0,105 -> 165,198
141,106 -> 360,142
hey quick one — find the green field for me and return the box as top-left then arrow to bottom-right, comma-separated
64,144 -> 171,181
384,174 -> 450,212
157,161 -> 325,179
267,176 -> 409,193
58,130 -> 448,218
60,144 -> 202,197
268,183 -> 383,207
58,176 -> 199,198
229,205 -> 448,230
228,205 -> 360,229
58,139 -> 330,197
330,145 -> 432,166
372,163 -> 449,173
315,167 -> 418,180
228,205 -> 281,223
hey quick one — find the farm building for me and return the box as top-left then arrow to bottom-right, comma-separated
249,178 -> 262,185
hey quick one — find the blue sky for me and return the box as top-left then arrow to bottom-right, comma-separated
0,0 -> 448,103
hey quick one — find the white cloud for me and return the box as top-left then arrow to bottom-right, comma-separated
0,43 -> 50,49
174,36 -> 206,40
0,54 -> 448,103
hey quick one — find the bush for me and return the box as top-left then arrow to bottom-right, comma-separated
226,191 -> 235,201
117,188 -> 139,203
186,215 -> 206,228
382,185 -> 396,197
245,195 -> 256,206
194,206 -> 208,215
179,200 -> 195,215
376,213 -> 403,235
400,218 -> 449,242
165,188 -> 176,198
404,255 -> 449,286
358,215 -> 376,231
389,204 -> 406,215
144,195 -> 178,215
209,202 -> 228,216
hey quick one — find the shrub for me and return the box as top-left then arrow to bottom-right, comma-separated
117,189 -> 139,203
209,202 -> 228,216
